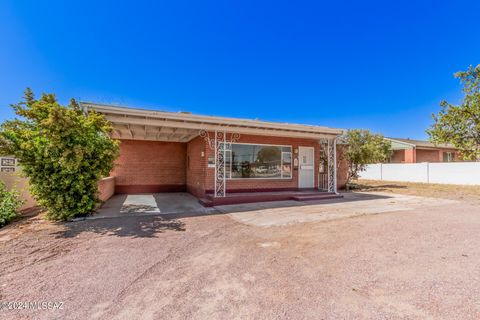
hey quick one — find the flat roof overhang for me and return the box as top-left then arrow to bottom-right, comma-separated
386,138 -> 415,150
415,146 -> 452,151
81,102 -> 345,143
386,138 -> 455,151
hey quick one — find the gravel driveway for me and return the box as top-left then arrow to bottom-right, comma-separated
1,192 -> 479,319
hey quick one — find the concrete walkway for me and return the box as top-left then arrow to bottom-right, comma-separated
90,192 -> 213,219
121,195 -> 161,213
217,192 -> 458,227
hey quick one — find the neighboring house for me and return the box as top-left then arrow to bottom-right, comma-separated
386,138 -> 461,163
82,103 -> 348,205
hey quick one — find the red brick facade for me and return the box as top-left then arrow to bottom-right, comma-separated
416,149 -> 442,162
391,148 -> 460,163
203,134 -> 320,194
392,150 -> 406,163
112,134 -> 347,196
112,139 -> 187,193
336,145 -> 348,189
186,137 -> 206,198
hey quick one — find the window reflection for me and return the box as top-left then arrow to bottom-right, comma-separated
224,144 -> 292,179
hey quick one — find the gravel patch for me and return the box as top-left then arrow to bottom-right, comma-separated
0,192 -> 479,319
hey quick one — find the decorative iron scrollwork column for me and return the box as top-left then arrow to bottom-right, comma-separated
215,131 -> 226,197
199,130 -> 240,198
327,138 -> 337,193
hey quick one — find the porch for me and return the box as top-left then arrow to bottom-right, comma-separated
199,189 -> 343,207
90,190 -> 343,219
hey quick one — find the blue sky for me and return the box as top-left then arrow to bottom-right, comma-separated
1,0 -> 479,139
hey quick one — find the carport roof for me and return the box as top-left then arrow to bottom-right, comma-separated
80,102 -> 345,142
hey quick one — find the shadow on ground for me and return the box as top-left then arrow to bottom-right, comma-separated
349,182 -> 408,192
214,192 -> 393,214
52,215 -> 186,239
51,192 -> 393,238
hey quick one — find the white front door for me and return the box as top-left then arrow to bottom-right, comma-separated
298,147 -> 314,188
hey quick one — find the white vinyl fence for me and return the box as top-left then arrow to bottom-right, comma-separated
359,162 -> 480,186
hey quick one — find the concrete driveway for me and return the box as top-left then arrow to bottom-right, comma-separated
1,191 -> 479,319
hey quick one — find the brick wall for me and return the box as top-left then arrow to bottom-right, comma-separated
112,139 -> 187,193
203,134 -> 320,193
336,145 -> 348,190
391,150 -> 406,163
198,134 -> 348,192
404,149 -> 416,163
186,136 -> 206,197
113,135 -> 348,197
440,149 -> 461,162
416,148 -> 462,162
416,149 -> 442,162
391,148 -> 461,163
450,150 -> 462,161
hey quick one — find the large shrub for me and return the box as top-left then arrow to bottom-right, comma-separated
0,89 -> 119,220
0,181 -> 24,227
341,129 -> 393,187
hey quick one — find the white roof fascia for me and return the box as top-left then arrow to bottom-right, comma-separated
385,137 -> 416,149
81,102 -> 345,137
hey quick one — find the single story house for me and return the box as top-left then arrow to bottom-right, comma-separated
82,103 -> 348,205
387,138 -> 461,163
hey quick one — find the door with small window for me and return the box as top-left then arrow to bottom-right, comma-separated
298,147 -> 314,188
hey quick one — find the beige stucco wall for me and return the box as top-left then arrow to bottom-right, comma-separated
0,172 -> 37,210
0,173 -> 116,210
98,177 -> 116,202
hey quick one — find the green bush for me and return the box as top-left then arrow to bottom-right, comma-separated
341,129 -> 393,187
0,89 -> 119,220
0,181 -> 24,227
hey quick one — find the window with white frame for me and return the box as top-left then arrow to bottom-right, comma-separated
0,157 -> 17,173
222,143 -> 292,179
443,152 -> 454,162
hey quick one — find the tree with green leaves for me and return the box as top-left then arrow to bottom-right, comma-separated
427,65 -> 480,160
0,89 -> 119,220
0,180 -> 24,227
342,129 -> 392,187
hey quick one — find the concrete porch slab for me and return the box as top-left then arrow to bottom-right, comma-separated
88,192 -> 213,220
216,192 -> 459,227
121,195 -> 160,213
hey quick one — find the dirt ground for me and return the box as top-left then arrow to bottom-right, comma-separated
1,188 -> 480,319
354,179 -> 480,202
